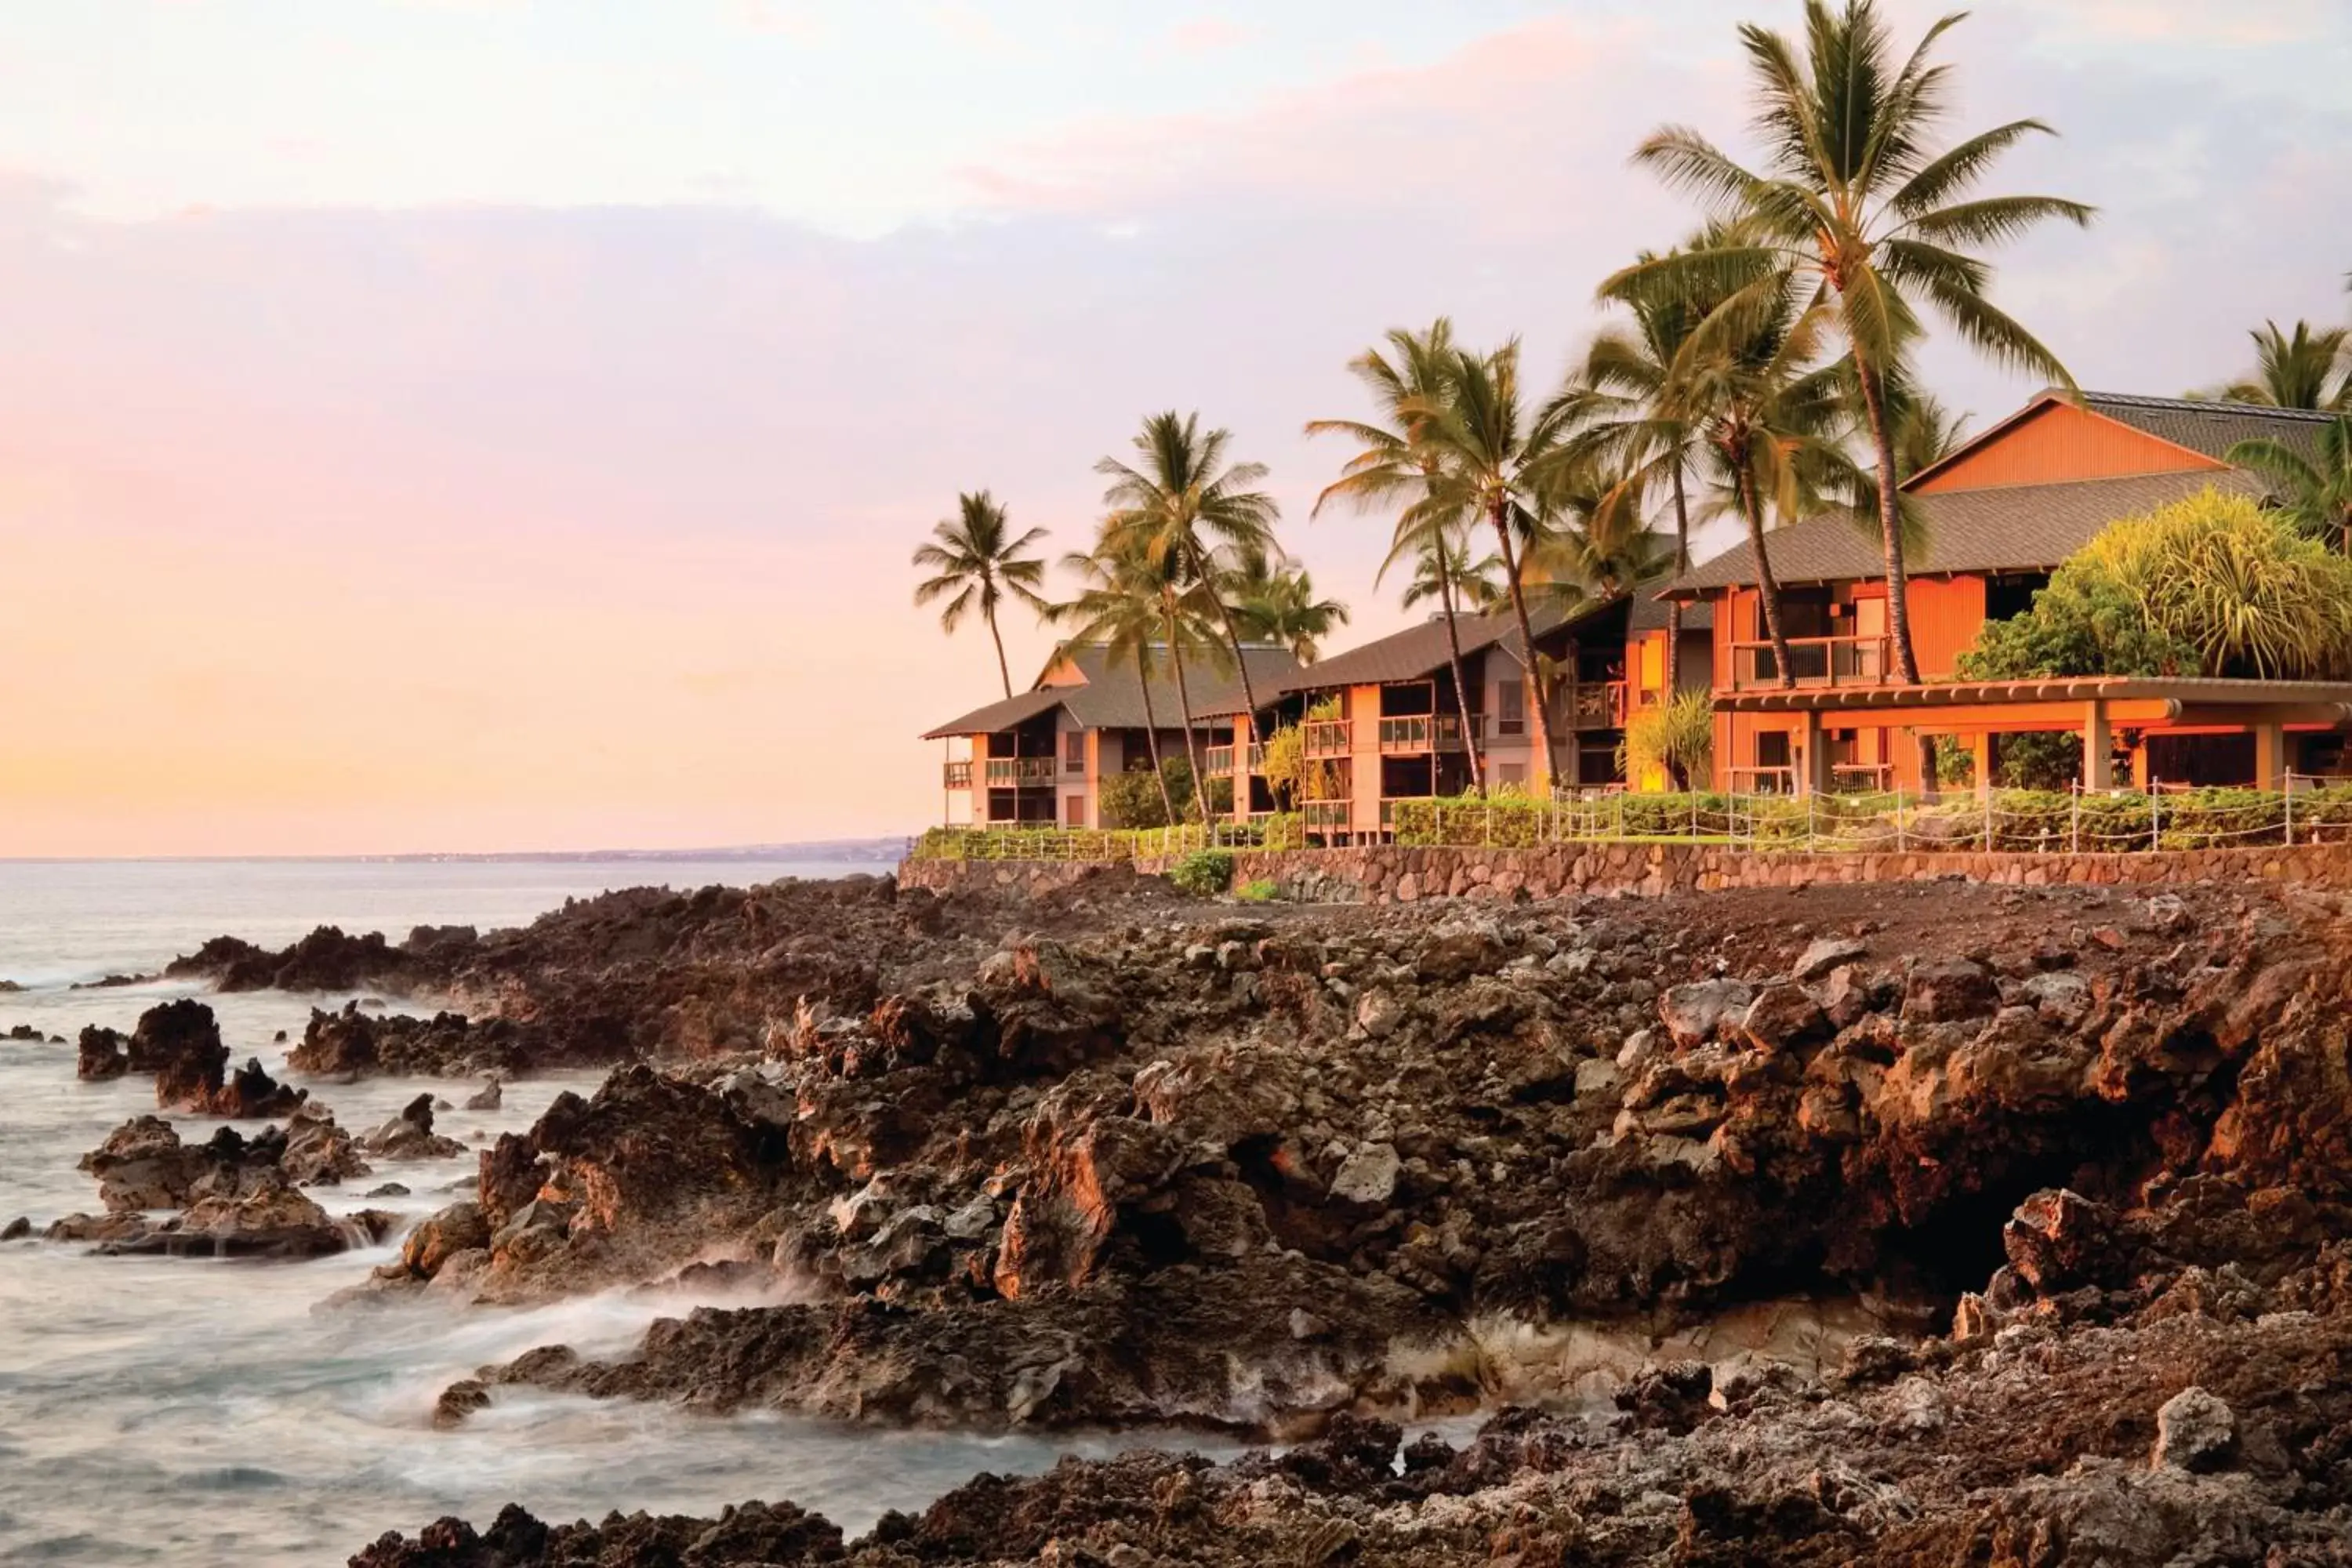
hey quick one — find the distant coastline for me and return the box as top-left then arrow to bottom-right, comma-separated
0,838 -> 914,866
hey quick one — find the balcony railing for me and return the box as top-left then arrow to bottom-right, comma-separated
981,757 -> 1057,787
1556,682 -> 1628,731
1302,800 -> 1352,833
1303,720 -> 1352,759
943,760 -> 974,789
1727,765 -> 1799,796
1375,714 -> 1477,754
1730,635 -> 1892,691
1201,743 -> 1269,776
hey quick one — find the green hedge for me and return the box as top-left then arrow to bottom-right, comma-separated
909,815 -> 1305,864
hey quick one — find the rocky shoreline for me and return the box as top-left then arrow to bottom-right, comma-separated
24,869 -> 2352,1562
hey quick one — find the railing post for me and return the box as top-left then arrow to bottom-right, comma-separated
2285,779 -> 2294,848
1983,787 -> 1994,851
2070,784 -> 2080,856
1895,786 -> 1905,852
2151,780 -> 2161,854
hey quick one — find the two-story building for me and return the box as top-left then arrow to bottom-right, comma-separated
923,643 -> 1300,828
1248,591 -> 1714,840
1662,390 -> 2352,793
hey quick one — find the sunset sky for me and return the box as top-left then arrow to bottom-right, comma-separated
2,0 -> 2348,856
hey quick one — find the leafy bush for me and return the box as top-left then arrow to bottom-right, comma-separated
1169,849 -> 1236,898
1962,488 -> 2352,681
1100,756 -> 1232,829
1236,877 -> 1280,904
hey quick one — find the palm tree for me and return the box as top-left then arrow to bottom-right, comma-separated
909,492 -> 1051,699
1622,0 -> 2092,686
1227,543 -> 1350,663
1308,319 -> 1488,793
1391,536 -> 1507,617
1553,233 -> 1729,696
1050,537 -> 1185,826
1404,342 -> 1572,784
1889,388 -> 1973,481
1524,455 -> 1673,601
2204,321 -> 2352,412
1098,412 -> 1280,819
2230,416 -> 2352,553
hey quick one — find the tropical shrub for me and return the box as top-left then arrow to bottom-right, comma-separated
1620,690 -> 1715,791
1169,849 -> 1236,898
1099,757 -> 1233,829
1260,697 -> 1344,811
1236,877 -> 1280,904
1962,489 -> 2352,682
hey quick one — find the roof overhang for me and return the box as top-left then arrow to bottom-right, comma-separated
1717,677 -> 2352,731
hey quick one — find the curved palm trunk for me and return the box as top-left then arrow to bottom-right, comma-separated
1854,362 -> 1922,684
1435,555 -> 1486,797
1666,465 -> 1693,700
1134,648 -> 1180,827
1160,595 -> 1212,826
1488,496 -> 1559,789
1733,457 -> 1798,694
987,612 -> 1014,700
1853,358 -> 1939,796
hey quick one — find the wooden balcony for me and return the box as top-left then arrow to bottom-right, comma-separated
1729,636 -> 1891,691
943,760 -> 974,789
979,757 -> 1057,787
1375,714 -> 1476,754
1556,681 -> 1628,731
1303,720 -> 1352,759
1202,743 -> 1269,776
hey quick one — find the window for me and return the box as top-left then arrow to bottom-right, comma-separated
1065,793 -> 1087,826
1499,763 -> 1526,787
1497,681 -> 1526,737
1064,731 -> 1085,773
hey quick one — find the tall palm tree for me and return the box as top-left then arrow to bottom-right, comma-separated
1056,524 -> 1219,825
2205,321 -> 2352,412
1553,231 -> 1733,696
1525,455 -> 1673,601
1390,535 -> 1508,617
1227,543 -> 1351,663
2230,416 -> 2352,553
1405,342 -> 1572,783
1622,0 -> 2092,686
1098,412 -> 1280,819
1050,537 -> 1185,826
909,492 -> 1051,699
1308,319 -> 1488,793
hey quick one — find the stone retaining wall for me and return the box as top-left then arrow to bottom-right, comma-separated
901,842 -> 2352,905
1145,842 -> 2352,903
895,858 -> 1138,899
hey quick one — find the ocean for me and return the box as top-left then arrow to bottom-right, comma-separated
0,858 -> 1211,1564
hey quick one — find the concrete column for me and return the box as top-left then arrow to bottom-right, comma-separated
2253,724 -> 2286,791
1968,733 -> 1993,798
1801,709 -> 1827,797
2082,701 -> 2114,791
2129,742 -> 2151,790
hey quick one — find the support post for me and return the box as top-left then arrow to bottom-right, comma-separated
2252,724 -> 2285,793
2082,700 -> 2114,792
1969,732 -> 1993,800
1801,710 -> 1827,797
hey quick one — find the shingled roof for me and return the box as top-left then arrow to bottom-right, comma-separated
2082,391 -> 2337,466
921,643 -> 1301,739
1280,592 -> 1711,691
1662,468 -> 2268,597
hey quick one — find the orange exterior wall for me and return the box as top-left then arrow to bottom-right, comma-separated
1904,574 -> 1989,678
1348,684 -> 1384,836
1912,402 -> 2225,493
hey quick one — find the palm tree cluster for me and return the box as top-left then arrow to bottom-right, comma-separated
918,2 -> 2351,810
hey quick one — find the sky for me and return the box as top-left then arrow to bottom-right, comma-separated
2,0 -> 2348,856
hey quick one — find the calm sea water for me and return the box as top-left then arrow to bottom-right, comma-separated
0,859 -> 1216,1565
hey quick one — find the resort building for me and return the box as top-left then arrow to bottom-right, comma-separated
923,642 -> 1300,828
1661,391 -> 2352,793
1242,593 -> 1715,840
